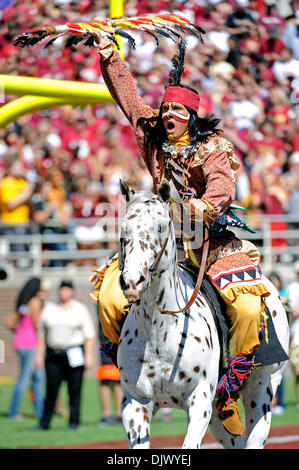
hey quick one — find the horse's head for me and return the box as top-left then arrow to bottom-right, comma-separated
119,179 -> 174,300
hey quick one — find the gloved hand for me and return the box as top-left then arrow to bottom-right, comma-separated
93,19 -> 114,59
188,198 -> 214,225
190,198 -> 208,216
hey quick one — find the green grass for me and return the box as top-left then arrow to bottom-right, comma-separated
0,376 -> 298,449
0,378 -> 187,449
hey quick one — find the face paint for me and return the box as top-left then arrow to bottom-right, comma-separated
162,102 -> 190,123
161,101 -> 190,140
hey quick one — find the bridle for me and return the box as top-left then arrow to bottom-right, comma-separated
149,220 -> 172,274
120,206 -> 212,315
119,219 -> 172,306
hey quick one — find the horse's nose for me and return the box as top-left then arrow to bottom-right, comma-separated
119,273 -> 145,299
119,273 -> 130,292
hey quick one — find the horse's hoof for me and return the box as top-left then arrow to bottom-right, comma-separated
216,392 -> 244,436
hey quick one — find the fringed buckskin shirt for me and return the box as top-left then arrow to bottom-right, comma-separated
99,50 -> 270,305
100,51 -> 237,216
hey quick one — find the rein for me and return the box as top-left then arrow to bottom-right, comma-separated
122,219 -> 172,308
151,210 -> 212,316
122,202 -> 212,316
149,220 -> 172,273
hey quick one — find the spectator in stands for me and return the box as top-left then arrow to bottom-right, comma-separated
46,168 -> 71,225
283,10 -> 299,60
289,112 -> 299,153
70,174 -> 105,266
226,0 -> 256,42
286,151 -> 299,261
31,178 -> 61,267
267,86 -> 292,135
6,277 -> 50,420
0,158 -> 36,268
229,83 -> 261,130
258,2 -> 285,37
272,46 -> 299,81
260,26 -> 286,66
263,160 -> 289,260
287,152 -> 299,222
31,178 -> 56,228
34,279 -> 96,430
42,168 -> 72,267
250,119 -> 285,158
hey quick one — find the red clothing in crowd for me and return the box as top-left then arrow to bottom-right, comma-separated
250,135 -> 285,156
258,12 -> 285,33
260,38 -> 285,55
258,66 -> 276,84
291,131 -> 299,152
260,38 -> 286,65
264,193 -> 288,249
69,193 -> 98,219
268,105 -> 292,130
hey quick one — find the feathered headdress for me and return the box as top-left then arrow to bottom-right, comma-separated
161,38 -> 200,113
13,14 -> 205,50
168,38 -> 187,87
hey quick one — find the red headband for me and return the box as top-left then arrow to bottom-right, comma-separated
161,86 -> 200,113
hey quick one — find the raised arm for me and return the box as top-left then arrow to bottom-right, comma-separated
98,39 -> 155,130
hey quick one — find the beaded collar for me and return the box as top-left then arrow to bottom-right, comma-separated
162,140 -> 200,159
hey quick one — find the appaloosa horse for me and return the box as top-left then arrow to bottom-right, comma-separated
117,179 -> 289,449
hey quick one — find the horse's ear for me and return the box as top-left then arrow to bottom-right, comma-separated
158,179 -> 171,203
119,178 -> 135,202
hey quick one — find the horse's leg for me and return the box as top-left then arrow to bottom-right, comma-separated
242,365 -> 284,449
209,398 -> 246,449
182,382 -> 215,449
121,393 -> 154,449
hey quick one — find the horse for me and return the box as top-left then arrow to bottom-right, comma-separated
116,179 -> 289,449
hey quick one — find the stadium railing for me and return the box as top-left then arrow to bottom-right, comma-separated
0,214 -> 298,280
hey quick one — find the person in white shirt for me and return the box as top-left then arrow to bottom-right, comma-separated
283,11 -> 299,61
229,85 -> 261,130
272,47 -> 299,81
34,279 -> 96,430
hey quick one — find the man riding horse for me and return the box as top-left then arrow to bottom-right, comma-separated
92,36 -> 271,436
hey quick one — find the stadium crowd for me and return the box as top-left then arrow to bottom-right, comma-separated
0,0 -> 299,266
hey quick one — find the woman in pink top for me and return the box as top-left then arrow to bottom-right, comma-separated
8,278 -> 49,420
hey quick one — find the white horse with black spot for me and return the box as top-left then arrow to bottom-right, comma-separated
117,179 -> 289,449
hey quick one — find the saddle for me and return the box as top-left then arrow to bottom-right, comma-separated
178,260 -> 289,376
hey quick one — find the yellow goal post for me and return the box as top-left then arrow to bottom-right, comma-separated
0,0 -> 124,129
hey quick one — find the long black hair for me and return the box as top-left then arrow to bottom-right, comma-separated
138,39 -> 221,149
140,106 -> 221,149
16,278 -> 41,311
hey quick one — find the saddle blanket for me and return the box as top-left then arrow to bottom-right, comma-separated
179,263 -> 289,374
